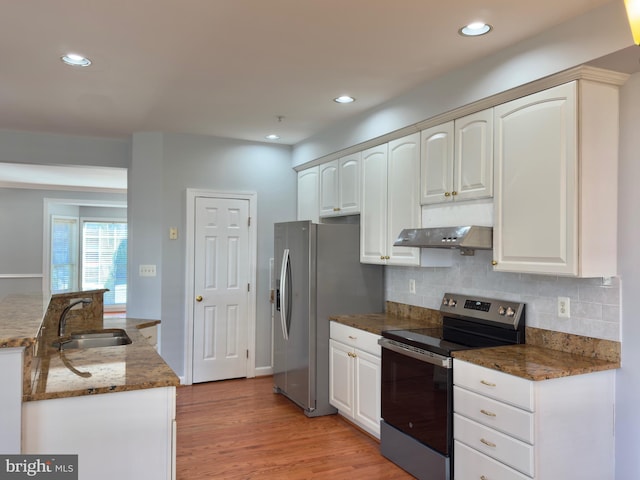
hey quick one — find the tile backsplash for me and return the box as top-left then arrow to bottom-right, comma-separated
385,250 -> 620,342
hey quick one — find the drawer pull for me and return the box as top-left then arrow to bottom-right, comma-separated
480,380 -> 496,387
481,476 -> 488,480
348,335 -> 357,340
480,438 -> 497,448
480,409 -> 497,417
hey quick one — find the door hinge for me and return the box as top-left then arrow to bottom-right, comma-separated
246,349 -> 249,359
247,283 -> 250,292
248,216 -> 251,227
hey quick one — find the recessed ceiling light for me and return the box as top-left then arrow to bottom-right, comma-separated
459,22 -> 492,37
60,53 -> 92,67
334,95 -> 355,104
265,134 -> 280,140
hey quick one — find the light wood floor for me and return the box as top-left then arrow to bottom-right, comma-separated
176,376 -> 414,479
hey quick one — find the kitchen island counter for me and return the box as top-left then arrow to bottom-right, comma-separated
0,292 -> 179,401
26,317 -> 179,401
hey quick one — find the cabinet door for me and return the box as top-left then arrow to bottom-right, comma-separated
297,166 -> 319,223
387,133 -> 421,266
338,153 -> 361,215
493,82 -> 577,275
354,348 -> 381,437
421,121 -> 454,204
360,144 -> 388,264
319,160 -> 340,217
0,348 -> 22,454
329,340 -> 354,416
455,109 -> 493,201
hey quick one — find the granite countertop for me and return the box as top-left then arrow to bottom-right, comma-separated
453,344 -> 620,381
330,312 -> 441,335
26,317 -> 179,401
332,308 -> 620,381
0,293 -> 49,347
0,292 -> 179,401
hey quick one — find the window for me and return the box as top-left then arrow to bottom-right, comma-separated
51,216 -> 79,292
81,221 -> 128,307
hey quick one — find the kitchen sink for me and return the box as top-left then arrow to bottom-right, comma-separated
53,328 -> 132,350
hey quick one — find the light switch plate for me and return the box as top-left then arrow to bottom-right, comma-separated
139,264 -> 156,277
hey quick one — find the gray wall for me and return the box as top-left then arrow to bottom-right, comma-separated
0,131 -> 130,297
0,188 -> 127,297
127,132 -> 295,376
0,130 -> 130,168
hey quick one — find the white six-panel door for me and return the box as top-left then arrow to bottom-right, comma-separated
192,196 -> 250,383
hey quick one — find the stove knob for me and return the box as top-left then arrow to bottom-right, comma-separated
442,297 -> 449,306
498,306 -> 506,316
506,307 -> 515,317
448,298 -> 456,307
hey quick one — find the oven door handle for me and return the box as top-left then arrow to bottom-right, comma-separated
378,338 -> 452,369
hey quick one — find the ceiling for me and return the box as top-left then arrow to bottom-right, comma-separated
0,0 -> 625,148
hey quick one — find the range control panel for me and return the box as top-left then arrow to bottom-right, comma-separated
440,293 -> 524,328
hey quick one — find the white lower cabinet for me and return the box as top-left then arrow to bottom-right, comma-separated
23,386 -> 176,480
0,347 -> 23,454
329,322 -> 381,438
453,359 -> 615,480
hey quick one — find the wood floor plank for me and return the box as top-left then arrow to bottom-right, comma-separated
176,376 -> 414,479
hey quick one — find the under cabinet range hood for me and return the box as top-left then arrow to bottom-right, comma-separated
394,226 -> 492,255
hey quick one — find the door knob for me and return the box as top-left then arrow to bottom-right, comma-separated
196,295 -> 203,302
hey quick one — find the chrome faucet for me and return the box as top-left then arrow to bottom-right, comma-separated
58,298 -> 93,338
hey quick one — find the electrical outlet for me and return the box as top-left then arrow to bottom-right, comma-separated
409,279 -> 416,294
557,296 -> 570,318
139,264 -> 156,277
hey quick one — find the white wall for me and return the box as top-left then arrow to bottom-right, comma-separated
128,132 -> 295,377
292,1 -> 632,167
615,71 -> 640,479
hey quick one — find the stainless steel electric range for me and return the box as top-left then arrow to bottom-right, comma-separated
378,293 -> 526,480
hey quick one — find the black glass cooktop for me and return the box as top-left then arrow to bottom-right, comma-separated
381,328 -> 472,356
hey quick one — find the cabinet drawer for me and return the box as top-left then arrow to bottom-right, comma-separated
330,322 -> 380,356
454,414 -> 534,477
454,359 -> 533,411
454,440 -> 529,480
454,386 -> 534,444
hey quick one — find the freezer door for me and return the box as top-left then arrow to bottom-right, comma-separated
273,221 -> 312,411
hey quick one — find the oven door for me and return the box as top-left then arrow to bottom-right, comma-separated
379,338 -> 453,456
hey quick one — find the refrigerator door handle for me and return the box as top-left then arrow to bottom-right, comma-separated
279,248 -> 290,340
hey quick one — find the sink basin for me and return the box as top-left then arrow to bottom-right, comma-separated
53,329 -> 132,350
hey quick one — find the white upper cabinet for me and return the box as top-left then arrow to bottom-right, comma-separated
319,153 -> 361,217
360,133 -> 420,266
360,144 -> 389,264
493,79 -> 620,277
421,109 -> 493,205
297,166 -> 319,223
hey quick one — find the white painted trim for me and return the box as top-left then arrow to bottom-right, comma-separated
254,366 -> 274,377
0,274 -> 43,278
42,198 -> 127,298
184,189 -> 258,385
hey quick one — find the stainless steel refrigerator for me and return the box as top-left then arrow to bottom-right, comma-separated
273,220 -> 384,417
